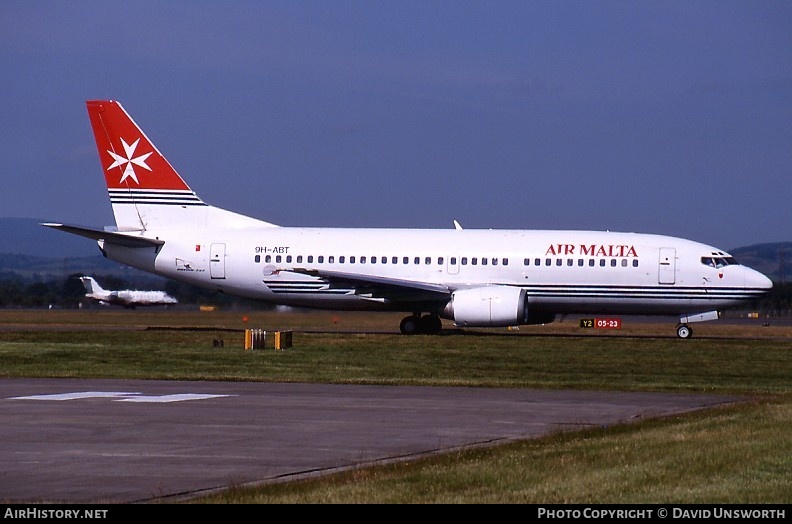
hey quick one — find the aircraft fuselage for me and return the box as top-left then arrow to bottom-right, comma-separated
101,226 -> 769,318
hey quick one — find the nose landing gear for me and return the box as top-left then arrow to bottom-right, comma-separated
676,324 -> 692,339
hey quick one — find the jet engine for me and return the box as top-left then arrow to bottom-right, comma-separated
441,286 -> 555,327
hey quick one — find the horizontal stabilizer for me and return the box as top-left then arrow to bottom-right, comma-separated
41,223 -> 164,248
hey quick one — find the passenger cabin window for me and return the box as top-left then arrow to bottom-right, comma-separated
514,255 -> 637,270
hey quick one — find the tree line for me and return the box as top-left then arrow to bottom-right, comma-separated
0,272 -> 263,309
0,272 -> 789,315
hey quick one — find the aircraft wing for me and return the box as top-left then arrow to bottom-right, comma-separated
41,223 -> 164,248
283,267 -> 452,303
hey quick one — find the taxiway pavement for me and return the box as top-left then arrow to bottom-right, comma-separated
0,378 -> 742,503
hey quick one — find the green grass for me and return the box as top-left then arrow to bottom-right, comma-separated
2,329 -> 789,393
202,400 -> 791,504
0,309 -> 790,503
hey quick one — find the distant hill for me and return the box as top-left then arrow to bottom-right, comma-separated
0,217 -> 787,281
0,217 -> 99,258
0,218 -> 148,280
730,243 -> 790,282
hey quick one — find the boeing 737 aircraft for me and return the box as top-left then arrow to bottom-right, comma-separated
44,100 -> 772,337
79,275 -> 178,308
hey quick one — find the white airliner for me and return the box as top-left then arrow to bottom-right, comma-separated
79,275 -> 178,308
44,100 -> 772,337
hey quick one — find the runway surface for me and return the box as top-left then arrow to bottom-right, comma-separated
0,377 -> 742,503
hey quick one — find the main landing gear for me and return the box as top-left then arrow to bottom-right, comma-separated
400,314 -> 443,335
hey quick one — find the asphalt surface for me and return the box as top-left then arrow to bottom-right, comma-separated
0,377 -> 743,503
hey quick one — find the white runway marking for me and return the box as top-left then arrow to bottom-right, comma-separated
8,391 -> 234,403
118,394 -> 233,403
10,391 -> 139,401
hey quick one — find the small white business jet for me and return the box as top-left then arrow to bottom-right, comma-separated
44,101 -> 772,337
79,276 -> 177,308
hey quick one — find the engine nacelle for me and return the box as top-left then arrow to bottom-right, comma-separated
441,286 -> 554,327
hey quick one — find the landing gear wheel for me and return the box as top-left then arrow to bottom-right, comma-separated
400,314 -> 442,335
418,314 -> 442,335
676,324 -> 692,339
400,315 -> 420,335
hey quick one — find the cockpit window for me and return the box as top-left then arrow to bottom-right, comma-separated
701,256 -> 739,268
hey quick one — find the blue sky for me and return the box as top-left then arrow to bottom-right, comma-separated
2,1 -> 791,250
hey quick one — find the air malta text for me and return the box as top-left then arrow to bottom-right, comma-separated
545,244 -> 638,257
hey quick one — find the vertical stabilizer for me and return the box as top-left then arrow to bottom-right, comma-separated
87,100 -> 205,231
79,276 -> 97,295
79,276 -> 107,300
86,100 -> 276,232
86,100 -> 206,231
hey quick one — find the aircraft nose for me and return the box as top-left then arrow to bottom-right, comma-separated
744,267 -> 773,292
